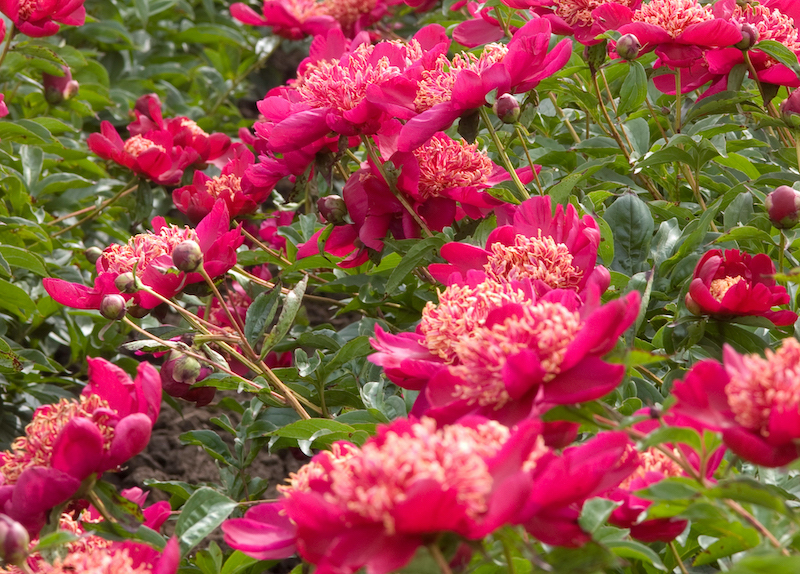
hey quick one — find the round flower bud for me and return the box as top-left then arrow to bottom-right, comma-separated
684,292 -> 702,316
616,34 -> 641,61
766,185 -> 800,229
492,93 -> 521,124
781,90 -> 800,128
114,272 -> 138,294
84,246 -> 103,264
100,294 -> 127,320
43,66 -> 79,105
0,514 -> 29,566
172,354 -> 202,385
735,23 -> 759,50
317,195 -> 348,226
172,240 -> 203,272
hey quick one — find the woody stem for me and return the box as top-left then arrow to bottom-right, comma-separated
478,106 -> 530,201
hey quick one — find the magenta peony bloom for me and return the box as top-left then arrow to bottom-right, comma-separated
0,0 -> 85,37
43,201 -> 243,311
371,274 -> 640,425
0,358 -> 161,537
684,249 -> 797,327
87,122 -> 199,186
224,417 -> 554,573
516,0 -> 643,46
173,147 -> 272,224
672,339 -> 800,467
399,18 -> 572,151
429,195 -> 610,297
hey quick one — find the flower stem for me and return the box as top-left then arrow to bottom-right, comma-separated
0,24 -> 15,71
478,106 -> 530,201
514,125 -> 544,196
428,543 -> 454,574
668,542 -> 689,574
51,181 -> 138,236
725,499 -> 790,556
674,71 -> 682,134
779,231 -> 786,273
548,93 -> 581,144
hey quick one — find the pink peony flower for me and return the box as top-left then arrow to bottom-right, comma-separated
0,358 -> 161,537
684,249 -> 797,326
223,417 -> 554,573
43,201 -> 243,311
429,195 -> 610,296
87,122 -> 199,186
371,274 -> 640,425
0,94 -> 8,118
173,147 -> 272,224
399,19 -> 572,151
672,339 -> 800,467
0,0 -> 85,37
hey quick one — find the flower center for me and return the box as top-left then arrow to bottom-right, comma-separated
123,135 -> 167,158
0,395 -> 115,485
280,419 -> 519,534
633,0 -> 713,38
205,174 -> 243,201
555,0 -> 635,27
179,118 -> 209,137
484,234 -> 584,289
413,135 -> 493,199
18,0 -> 38,20
449,300 -> 582,408
619,447 -> 683,490
419,280 -> 528,363
734,4 -> 800,58
100,225 -> 199,275
414,44 -> 509,112
35,548 -> 151,574
296,43 -> 403,114
709,275 -> 743,302
320,0 -> 379,27
725,338 -> 800,436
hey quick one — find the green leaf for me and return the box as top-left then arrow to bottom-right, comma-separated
326,336 -> 373,372
0,245 -> 48,276
694,522 -> 760,566
0,278 -> 38,319
756,40 -> 800,80
220,551 -> 261,574
261,276 -> 308,358
547,157 -> 616,206
713,225 -> 774,245
175,487 -> 237,556
386,235 -> 445,294
607,540 -> 666,570
32,531 -> 79,553
179,430 -> 235,466
617,61 -> 647,117
134,0 -> 150,26
603,193 -> 654,275
0,339 -> 24,372
579,497 -> 620,536
244,285 -> 281,347
706,478 -> 792,515
638,426 -> 702,453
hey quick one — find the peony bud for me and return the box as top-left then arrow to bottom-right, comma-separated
492,93 -> 521,124
127,304 -> 150,319
780,90 -> 800,128
172,240 -> 203,272
115,272 -> 138,294
161,352 -> 215,406
134,93 -> 162,121
616,34 -> 641,61
100,294 -> 127,320
684,292 -> 702,316
43,66 -> 79,105
735,23 -> 758,50
84,246 -> 103,264
317,195 -> 348,226
172,354 -> 202,385
766,185 -> 800,229
0,514 -> 29,566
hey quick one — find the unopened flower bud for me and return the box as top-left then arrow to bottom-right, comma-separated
685,293 -> 702,316
0,515 -> 29,566
172,354 -> 202,384
616,34 -> 641,61
781,90 -> 800,128
134,93 -> 162,121
127,304 -> 150,319
172,240 -> 203,272
100,294 -> 127,320
115,272 -> 138,294
766,185 -> 800,229
317,195 -> 348,225
735,23 -> 758,50
84,246 -> 103,264
583,40 -> 607,74
492,93 -> 521,124
43,66 -> 79,105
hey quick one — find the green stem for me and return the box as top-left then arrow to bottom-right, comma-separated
779,231 -> 786,273
674,71 -> 682,134
668,542 -> 689,574
51,180 -> 138,236
515,125 -> 544,195
428,543 -> 453,574
477,106 -> 530,201
0,24 -> 15,71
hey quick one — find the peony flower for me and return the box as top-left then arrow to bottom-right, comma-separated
231,0 -> 386,39
223,416 -> 554,573
0,0 -> 85,37
684,249 -> 797,326
399,19 -> 572,151
371,274 -> 640,425
672,339 -> 800,467
43,201 -> 243,311
429,195 -> 610,297
87,122 -> 199,186
0,358 -> 161,537
43,65 -> 79,104
173,147 -> 272,224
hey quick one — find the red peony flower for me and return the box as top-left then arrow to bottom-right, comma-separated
429,195 -> 610,297
43,201 -> 243,311
17,538 -> 180,574
672,339 -> 800,467
0,358 -> 161,537
371,274 -> 640,425
173,147 -> 272,224
684,249 -> 797,326
223,416 -> 556,573
87,121 -> 199,186
0,0 -> 85,37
